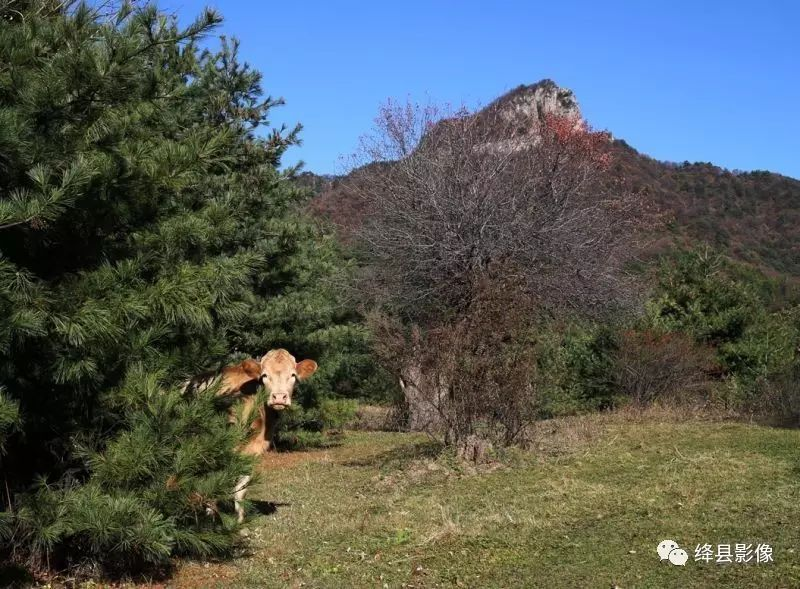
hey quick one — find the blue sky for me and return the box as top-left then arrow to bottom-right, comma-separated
170,1 -> 799,179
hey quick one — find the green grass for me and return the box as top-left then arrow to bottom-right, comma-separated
172,415 -> 800,588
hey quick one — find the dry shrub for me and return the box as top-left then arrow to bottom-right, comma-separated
751,367 -> 800,426
376,274 -> 542,453
615,330 -> 717,407
347,404 -> 403,431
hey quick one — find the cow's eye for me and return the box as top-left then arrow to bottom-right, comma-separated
261,373 -> 269,381
291,373 -> 297,379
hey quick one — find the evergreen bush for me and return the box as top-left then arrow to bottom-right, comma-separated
0,0 -> 372,574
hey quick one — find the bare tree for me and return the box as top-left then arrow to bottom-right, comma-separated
347,98 -> 647,323
346,95 -> 651,452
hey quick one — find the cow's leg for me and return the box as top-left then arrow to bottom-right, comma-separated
265,406 -> 277,452
234,474 -> 251,524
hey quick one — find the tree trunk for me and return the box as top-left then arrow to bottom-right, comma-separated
399,360 -> 448,433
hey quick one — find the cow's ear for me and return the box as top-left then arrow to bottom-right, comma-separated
241,359 -> 261,379
295,359 -> 318,381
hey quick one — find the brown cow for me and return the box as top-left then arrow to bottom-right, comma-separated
188,349 -> 318,522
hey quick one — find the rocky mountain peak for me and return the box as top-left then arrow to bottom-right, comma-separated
484,79 -> 582,129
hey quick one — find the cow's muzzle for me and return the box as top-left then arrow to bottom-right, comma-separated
268,393 -> 291,409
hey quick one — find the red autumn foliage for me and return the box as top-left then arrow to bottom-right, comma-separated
540,113 -> 613,171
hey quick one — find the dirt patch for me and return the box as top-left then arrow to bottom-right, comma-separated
169,561 -> 239,589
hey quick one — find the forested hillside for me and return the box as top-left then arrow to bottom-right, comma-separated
610,141 -> 800,275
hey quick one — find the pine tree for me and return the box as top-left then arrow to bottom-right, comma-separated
0,0 -> 366,575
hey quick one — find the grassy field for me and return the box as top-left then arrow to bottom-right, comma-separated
166,413 -> 800,589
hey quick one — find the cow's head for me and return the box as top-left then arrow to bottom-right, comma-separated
259,348 -> 317,410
